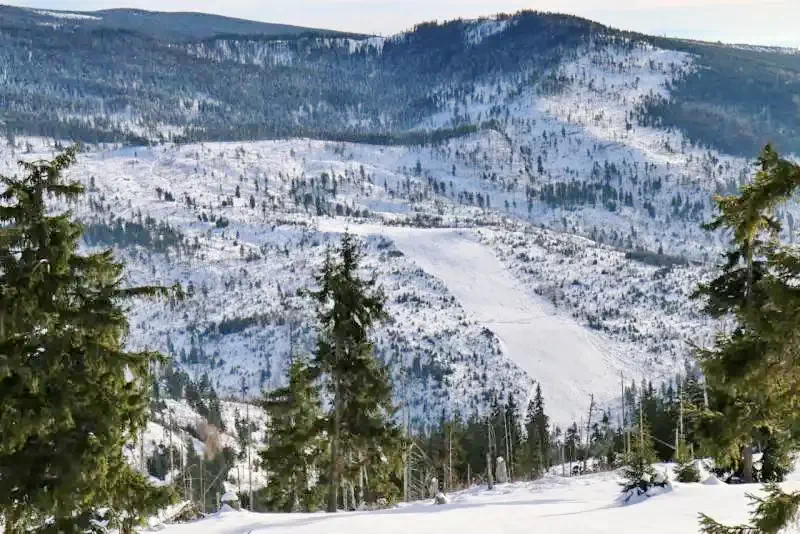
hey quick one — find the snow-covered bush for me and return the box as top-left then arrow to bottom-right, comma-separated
675,460 -> 701,483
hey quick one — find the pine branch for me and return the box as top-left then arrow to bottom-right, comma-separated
699,514 -> 757,534
699,486 -> 800,534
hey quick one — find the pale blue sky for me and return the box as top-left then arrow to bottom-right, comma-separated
9,0 -> 800,48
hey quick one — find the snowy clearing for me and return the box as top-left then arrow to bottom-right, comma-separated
321,222 -> 640,423
160,468 -> 800,534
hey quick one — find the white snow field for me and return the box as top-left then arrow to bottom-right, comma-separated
324,221 -> 634,423
160,469 -> 800,534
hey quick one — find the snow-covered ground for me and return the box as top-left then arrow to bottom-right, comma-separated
322,221 -> 634,423
0,131 -> 724,426
4,34 -> 790,427
159,468 -> 800,534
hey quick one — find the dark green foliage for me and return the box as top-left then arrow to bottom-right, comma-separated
82,216 -> 186,254
147,443 -> 182,480
675,462 -> 701,483
0,149 -> 176,531
307,232 -> 401,512
180,436 -> 236,513
0,11 -> 598,147
258,358 -> 325,512
101,468 -> 177,534
620,424 -> 659,496
693,146 -> 800,482
589,412 -> 618,470
183,373 -> 226,431
674,433 -> 700,484
700,485 -> 800,534
756,431 -> 794,484
694,146 -> 800,530
1,8 -> 797,156
0,5 -> 343,42
519,385 -> 550,479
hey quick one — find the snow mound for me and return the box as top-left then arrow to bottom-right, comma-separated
217,504 -> 238,514
618,481 -> 673,505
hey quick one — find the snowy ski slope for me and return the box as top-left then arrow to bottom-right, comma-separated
322,222 -> 633,422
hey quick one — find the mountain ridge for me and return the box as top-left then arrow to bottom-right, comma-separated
1,8 -> 798,156
0,3 -> 349,40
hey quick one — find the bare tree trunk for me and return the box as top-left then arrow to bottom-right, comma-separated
448,426 -> 453,491
327,376 -> 342,513
585,394 -> 595,472
358,463 -> 365,508
742,446 -> 754,483
169,413 -> 174,481
247,400 -> 253,511
486,451 -> 494,490
741,250 -> 755,484
503,413 -> 511,479
403,445 -> 409,502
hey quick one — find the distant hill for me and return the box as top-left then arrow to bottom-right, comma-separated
0,4 -> 345,40
0,6 -> 798,156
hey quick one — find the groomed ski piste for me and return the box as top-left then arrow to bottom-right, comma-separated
159,464 -> 800,534
319,220 -> 640,423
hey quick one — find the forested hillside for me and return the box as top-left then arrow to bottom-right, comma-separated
1,5 -> 798,429
1,7 -> 798,156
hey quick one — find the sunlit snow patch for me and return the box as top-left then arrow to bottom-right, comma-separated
465,18 -> 510,46
33,9 -> 102,21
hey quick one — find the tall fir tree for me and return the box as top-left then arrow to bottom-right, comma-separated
694,145 -> 800,482
0,149 -> 176,531
308,232 -> 400,512
695,145 -> 800,532
502,394 -> 522,479
259,357 -> 325,512
532,384 -> 551,470
521,399 -> 543,479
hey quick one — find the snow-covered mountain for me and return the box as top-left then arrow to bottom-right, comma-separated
1,10 -> 798,426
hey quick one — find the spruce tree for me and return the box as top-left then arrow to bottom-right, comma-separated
521,403 -> 544,479
696,146 -> 800,532
532,385 -> 551,469
308,233 -> 400,512
694,146 -> 800,481
0,149 -> 176,531
521,384 -> 550,479
259,357 -> 325,512
620,423 -> 659,498
674,441 -> 701,483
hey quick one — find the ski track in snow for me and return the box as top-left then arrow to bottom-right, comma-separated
320,221 -> 630,423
